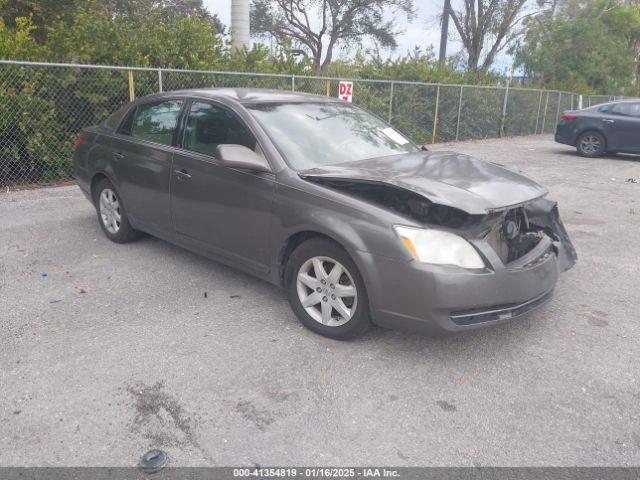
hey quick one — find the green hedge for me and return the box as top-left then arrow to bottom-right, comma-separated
0,63 -> 577,187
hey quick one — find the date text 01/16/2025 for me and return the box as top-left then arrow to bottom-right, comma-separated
233,468 -> 400,478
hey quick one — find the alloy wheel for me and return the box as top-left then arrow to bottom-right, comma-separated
296,256 -> 358,327
99,188 -> 121,234
580,134 -> 601,154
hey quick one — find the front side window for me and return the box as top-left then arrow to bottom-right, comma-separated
182,102 -> 256,156
246,102 -> 417,170
129,100 -> 183,146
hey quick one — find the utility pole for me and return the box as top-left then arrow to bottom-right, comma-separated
438,0 -> 451,63
231,0 -> 250,51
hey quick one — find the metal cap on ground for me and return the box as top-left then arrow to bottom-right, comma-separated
138,449 -> 168,473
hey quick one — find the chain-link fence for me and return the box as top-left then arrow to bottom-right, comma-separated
0,59 -> 624,189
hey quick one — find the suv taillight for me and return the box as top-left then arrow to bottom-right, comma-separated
560,114 -> 577,122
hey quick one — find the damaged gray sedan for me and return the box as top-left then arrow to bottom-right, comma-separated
74,89 -> 576,340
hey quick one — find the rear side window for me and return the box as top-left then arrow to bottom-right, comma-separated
598,105 -> 610,113
182,101 -> 256,157
611,102 -> 640,117
129,100 -> 183,146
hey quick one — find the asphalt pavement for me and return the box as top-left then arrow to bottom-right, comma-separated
1,135 -> 639,466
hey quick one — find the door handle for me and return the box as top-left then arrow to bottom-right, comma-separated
602,118 -> 615,123
173,169 -> 192,180
112,151 -> 125,159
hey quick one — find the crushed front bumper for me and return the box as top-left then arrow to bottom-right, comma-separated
358,239 -> 560,333
355,198 -> 576,334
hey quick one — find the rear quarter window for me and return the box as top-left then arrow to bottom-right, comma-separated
103,103 -> 134,132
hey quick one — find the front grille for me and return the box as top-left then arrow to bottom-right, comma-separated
450,290 -> 554,326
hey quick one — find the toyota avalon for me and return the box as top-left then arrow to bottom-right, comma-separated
73,89 -> 576,339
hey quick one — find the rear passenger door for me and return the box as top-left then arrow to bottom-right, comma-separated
170,100 -> 275,276
111,99 -> 184,235
604,102 -> 640,153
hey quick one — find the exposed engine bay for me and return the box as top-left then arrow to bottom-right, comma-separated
305,178 -> 577,271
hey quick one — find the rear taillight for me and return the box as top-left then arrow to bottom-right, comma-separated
75,133 -> 86,150
560,114 -> 578,122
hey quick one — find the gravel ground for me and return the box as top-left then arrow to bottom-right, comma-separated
1,135 -> 639,467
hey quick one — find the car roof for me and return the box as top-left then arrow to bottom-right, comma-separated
136,88 -> 344,105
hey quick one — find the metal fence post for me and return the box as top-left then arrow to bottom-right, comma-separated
455,85 -> 464,141
500,82 -> 509,137
158,69 -> 163,93
128,70 -> 135,101
325,79 -> 330,96
541,92 -> 550,134
534,91 -> 543,134
555,91 -> 562,124
388,81 -> 394,124
432,86 -> 441,144
291,75 -> 295,91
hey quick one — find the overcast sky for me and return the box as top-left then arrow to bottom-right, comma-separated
202,0 -> 512,71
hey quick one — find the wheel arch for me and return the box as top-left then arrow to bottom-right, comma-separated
90,172 -> 118,206
277,230 -> 351,287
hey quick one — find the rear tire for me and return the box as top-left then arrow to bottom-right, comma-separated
576,131 -> 605,157
285,238 -> 371,340
94,178 -> 142,243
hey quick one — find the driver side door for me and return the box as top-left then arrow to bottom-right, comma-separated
170,100 -> 276,276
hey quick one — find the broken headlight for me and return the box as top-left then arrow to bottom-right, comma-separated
394,225 -> 486,269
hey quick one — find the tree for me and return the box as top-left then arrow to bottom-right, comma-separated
0,16 -> 45,60
0,0 -> 77,42
251,0 -> 414,72
448,0 -> 533,70
42,0 -> 226,68
514,0 -> 639,93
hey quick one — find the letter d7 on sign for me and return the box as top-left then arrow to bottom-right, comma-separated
338,81 -> 353,102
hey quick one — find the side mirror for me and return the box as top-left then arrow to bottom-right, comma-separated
215,144 -> 271,173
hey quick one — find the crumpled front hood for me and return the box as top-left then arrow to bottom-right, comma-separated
299,151 -> 548,215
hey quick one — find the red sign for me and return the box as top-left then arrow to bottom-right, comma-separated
338,81 -> 353,102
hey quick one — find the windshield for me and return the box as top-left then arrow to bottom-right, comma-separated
246,102 -> 418,170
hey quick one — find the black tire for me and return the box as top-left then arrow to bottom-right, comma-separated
576,131 -> 606,157
285,238 -> 371,340
93,178 -> 142,243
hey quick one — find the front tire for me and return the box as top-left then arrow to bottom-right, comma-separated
94,178 -> 141,243
285,238 -> 371,340
576,131 -> 606,157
